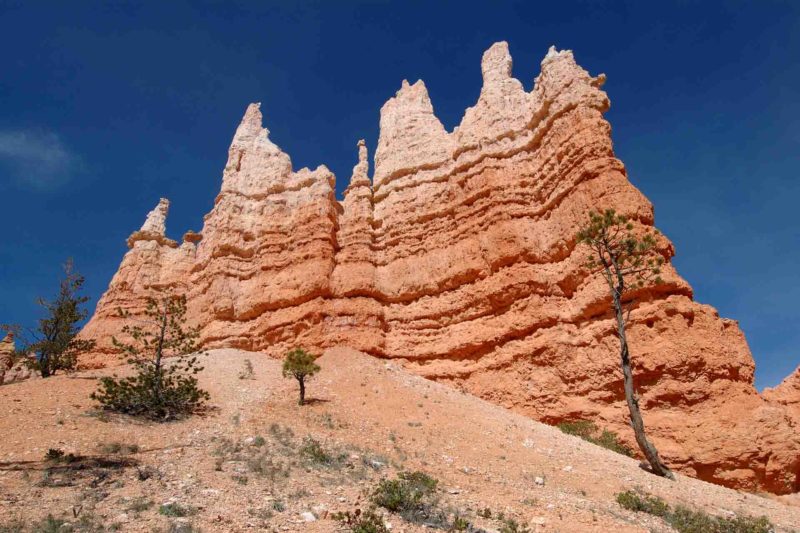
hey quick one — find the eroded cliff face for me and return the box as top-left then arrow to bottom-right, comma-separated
80,42 -> 800,494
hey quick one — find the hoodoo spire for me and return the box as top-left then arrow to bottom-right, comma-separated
221,102 -> 293,197
140,198 -> 169,236
81,42 -> 800,495
481,41 -> 513,84
348,139 -> 370,189
126,198 -> 176,248
374,79 -> 452,189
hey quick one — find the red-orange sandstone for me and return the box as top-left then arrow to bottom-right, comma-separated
80,42 -> 800,494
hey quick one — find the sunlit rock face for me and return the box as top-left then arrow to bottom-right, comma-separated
0,333 -> 36,385
765,366 -> 800,418
81,42 -> 800,494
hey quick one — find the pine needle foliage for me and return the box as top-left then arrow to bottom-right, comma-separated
282,348 -> 320,405
3,259 -> 96,378
576,209 -> 664,293
576,209 -> 674,480
91,295 -> 209,421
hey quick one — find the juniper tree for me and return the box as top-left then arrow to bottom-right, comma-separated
576,209 -> 674,480
282,348 -> 320,405
4,259 -> 96,378
91,295 -> 209,421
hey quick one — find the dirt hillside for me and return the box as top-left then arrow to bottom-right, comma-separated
0,347 -> 798,531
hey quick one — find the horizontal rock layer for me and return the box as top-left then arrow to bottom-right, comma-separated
80,42 -> 800,494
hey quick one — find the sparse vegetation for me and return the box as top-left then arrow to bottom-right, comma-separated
125,497 -> 154,513
165,523 -> 198,533
246,452 -> 291,481
557,420 -> 633,457
0,517 -> 25,533
91,295 -> 209,421
2,259 -> 96,378
616,490 -> 670,516
37,451 -> 138,489
282,347 -> 320,405
238,358 -> 255,380
98,441 -> 139,455
33,515 -> 67,532
44,448 -> 79,464
212,436 -> 291,483
668,506 -> 773,533
318,412 -> 339,429
370,470 -> 462,528
1,511 -> 118,532
616,490 -> 773,533
450,515 -> 470,531
269,422 -> 295,446
577,209 -> 673,479
247,507 -> 274,521
135,464 -> 160,481
297,435 -> 359,473
158,502 -> 195,518
0,517 -> 26,533
333,508 -> 390,533
299,436 -> 334,466
499,517 -> 531,533
372,471 -> 438,514
44,448 -> 65,462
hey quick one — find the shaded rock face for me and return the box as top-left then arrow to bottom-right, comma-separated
81,42 -> 800,494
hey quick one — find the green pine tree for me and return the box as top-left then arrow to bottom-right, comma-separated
7,259 -> 96,378
576,209 -> 674,480
91,295 -> 209,421
282,348 -> 320,405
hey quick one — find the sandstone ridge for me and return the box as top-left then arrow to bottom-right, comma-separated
80,42 -> 800,494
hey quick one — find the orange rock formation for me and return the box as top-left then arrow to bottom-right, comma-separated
765,366 -> 800,418
0,333 -> 35,385
80,43 -> 800,494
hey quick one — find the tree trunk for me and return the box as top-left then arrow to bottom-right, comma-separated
612,292 -> 675,480
154,304 -> 168,406
40,354 -> 50,378
298,378 -> 305,406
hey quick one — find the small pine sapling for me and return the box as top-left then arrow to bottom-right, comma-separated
282,348 -> 320,405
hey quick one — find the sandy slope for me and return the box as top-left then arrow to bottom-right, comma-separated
0,347 -> 797,531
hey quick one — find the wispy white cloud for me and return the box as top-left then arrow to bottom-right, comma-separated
0,129 -> 82,190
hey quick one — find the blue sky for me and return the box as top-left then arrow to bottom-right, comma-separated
1,1 -> 797,389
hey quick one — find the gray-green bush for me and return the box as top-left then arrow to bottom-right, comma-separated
616,490 -> 772,533
557,420 -> 633,457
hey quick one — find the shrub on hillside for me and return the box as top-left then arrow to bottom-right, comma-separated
557,420 -> 633,457
91,295 -> 209,421
372,471 -> 438,513
616,490 -> 772,533
333,508 -> 390,533
615,490 -> 670,517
